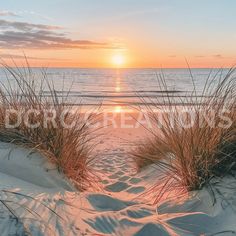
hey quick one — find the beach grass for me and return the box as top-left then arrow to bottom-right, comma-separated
132,68 -> 236,198
0,189 -> 64,235
0,63 -> 99,190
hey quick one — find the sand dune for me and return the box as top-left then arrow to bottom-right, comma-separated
0,126 -> 236,235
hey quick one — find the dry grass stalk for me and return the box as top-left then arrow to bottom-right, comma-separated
0,63 -> 100,190
132,68 -> 236,199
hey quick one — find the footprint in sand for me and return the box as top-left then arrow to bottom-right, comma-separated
102,167 -> 115,172
167,213 -> 216,235
116,153 -> 124,157
126,186 -> 145,194
105,182 -> 130,192
134,223 -> 170,236
119,165 -> 129,170
84,215 -> 118,234
106,159 -> 114,164
129,177 -> 142,184
108,171 -> 124,179
85,215 -> 142,234
115,171 -> 124,175
117,148 -> 125,152
108,174 -> 119,179
125,208 -> 153,219
101,179 -> 109,184
87,194 -> 134,211
119,176 -> 130,181
120,167 -> 128,172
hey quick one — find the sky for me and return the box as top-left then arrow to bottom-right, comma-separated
0,0 -> 236,68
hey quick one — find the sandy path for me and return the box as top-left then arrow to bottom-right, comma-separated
0,122 -> 236,235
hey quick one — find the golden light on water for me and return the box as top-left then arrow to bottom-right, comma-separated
115,105 -> 122,113
113,72 -> 122,112
115,85 -> 121,92
115,79 -> 121,92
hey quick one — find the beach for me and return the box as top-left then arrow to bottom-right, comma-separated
0,108 -> 235,236
0,66 -> 234,236
1,0 -> 236,234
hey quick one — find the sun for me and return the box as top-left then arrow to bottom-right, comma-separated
112,54 -> 125,67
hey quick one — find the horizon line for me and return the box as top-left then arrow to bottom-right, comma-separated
0,66 -> 232,70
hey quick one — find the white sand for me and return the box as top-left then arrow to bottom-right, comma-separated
0,124 -> 236,235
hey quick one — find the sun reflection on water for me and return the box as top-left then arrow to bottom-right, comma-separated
113,71 -> 123,113
115,85 -> 121,92
114,105 -> 122,113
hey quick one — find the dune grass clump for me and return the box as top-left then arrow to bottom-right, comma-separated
0,64 -> 99,190
132,68 -> 236,196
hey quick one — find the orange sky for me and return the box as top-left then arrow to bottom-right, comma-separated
1,1 -> 236,68
3,49 -> 236,69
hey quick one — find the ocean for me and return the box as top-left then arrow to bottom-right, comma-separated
0,68 -> 231,109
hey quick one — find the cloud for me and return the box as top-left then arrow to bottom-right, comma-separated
0,10 -> 53,21
0,19 -> 61,31
0,10 -> 19,17
213,54 -> 223,59
0,19 -> 117,50
0,53 -> 65,61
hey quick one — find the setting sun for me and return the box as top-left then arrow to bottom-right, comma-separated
112,54 -> 125,67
